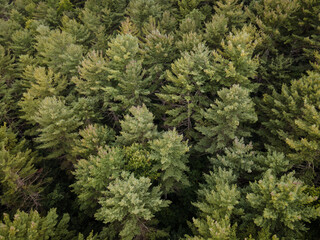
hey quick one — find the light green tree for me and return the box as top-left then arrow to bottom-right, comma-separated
247,170 -> 320,239
32,97 -> 82,162
116,105 -> 158,146
95,172 -> 170,240
196,84 -> 257,154
150,129 -> 190,195
0,209 -> 73,240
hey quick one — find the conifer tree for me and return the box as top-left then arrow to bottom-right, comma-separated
35,26 -> 84,77
189,168 -> 241,239
247,170 -> 320,238
72,146 -> 125,214
205,26 -> 259,90
141,25 -> 177,88
10,28 -> 35,56
95,172 -> 170,240
71,124 -> 115,160
105,34 -> 139,80
178,0 -> 202,17
116,105 -> 158,146
0,45 -> 19,126
107,59 -> 152,113
158,43 -> 213,137
32,97 -> 82,162
150,129 -> 190,194
196,84 -> 257,154
261,71 -> 320,179
0,209 -> 73,240
0,124 -> 43,210
126,0 -> 163,30
61,15 -> 92,46
213,0 -> 246,29
19,67 -> 68,125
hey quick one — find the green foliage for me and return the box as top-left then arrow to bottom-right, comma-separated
261,71 -> 320,179
95,172 -> 170,240
141,27 -> 177,86
32,97 -> 82,161
247,170 -> 320,238
105,59 -> 152,113
19,67 -> 68,124
0,45 -> 19,126
126,0 -> 163,30
0,124 -> 43,210
0,209 -> 73,240
72,146 -> 125,214
116,105 -> 158,145
150,129 -> 190,194
158,43 -> 213,137
178,0 -> 202,17
206,26 -> 260,89
189,168 -> 241,239
71,124 -> 115,160
196,84 -> 257,154
123,143 -> 157,179
35,26 -> 84,77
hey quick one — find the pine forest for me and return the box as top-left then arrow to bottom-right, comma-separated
1,0 -> 320,239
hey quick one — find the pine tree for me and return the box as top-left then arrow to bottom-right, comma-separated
61,15 -> 92,46
247,170 -> 320,239
158,43 -> 213,137
116,105 -> 158,146
35,26 -> 84,77
106,59 -> 152,113
205,26 -> 260,90
141,25 -> 177,89
213,0 -> 246,29
95,172 -> 170,240
196,84 -> 257,154
71,50 -> 109,119
0,45 -> 19,126
189,168 -> 241,239
71,124 -> 115,160
150,129 -> 190,194
126,0 -> 163,30
19,67 -> 68,125
0,209 -> 73,240
105,34 -> 139,82
0,124 -> 43,211
260,71 -> 320,180
178,0 -> 202,17
32,97 -> 82,162
10,28 -> 35,56
72,146 -> 125,214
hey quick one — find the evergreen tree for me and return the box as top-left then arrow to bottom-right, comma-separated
0,45 -> 19,126
126,0 -> 163,30
261,71 -> 320,180
95,172 -> 170,240
0,124 -> 43,211
72,146 -> 125,214
0,209 -> 73,240
32,97 -> 82,162
150,129 -> 190,195
247,170 -> 320,239
116,105 -> 158,146
189,168 -> 241,239
158,43 -> 213,137
35,26 -> 84,77
205,26 -> 260,89
71,124 -> 115,160
196,84 -> 257,154
19,67 -> 68,125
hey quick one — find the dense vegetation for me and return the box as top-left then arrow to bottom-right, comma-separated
1,0 -> 320,239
